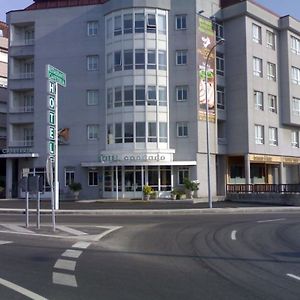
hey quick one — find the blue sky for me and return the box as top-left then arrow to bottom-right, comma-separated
0,0 -> 300,22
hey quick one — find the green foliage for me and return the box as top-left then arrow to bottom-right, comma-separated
68,182 -> 82,192
143,185 -> 153,195
183,178 -> 199,191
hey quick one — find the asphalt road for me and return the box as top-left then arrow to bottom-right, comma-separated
0,212 -> 299,299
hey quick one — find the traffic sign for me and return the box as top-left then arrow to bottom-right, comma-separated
46,65 -> 66,87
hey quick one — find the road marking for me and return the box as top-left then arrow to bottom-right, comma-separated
56,225 -> 87,236
257,218 -> 286,223
1,224 -> 34,234
0,240 -> 13,245
62,249 -> 82,259
92,226 -> 123,241
0,277 -> 47,300
53,272 -> 77,288
54,259 -> 76,271
287,273 -> 300,281
72,241 -> 91,249
231,230 -> 237,240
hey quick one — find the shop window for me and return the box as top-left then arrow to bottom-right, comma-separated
136,122 -> 145,142
65,168 -> 75,187
178,168 -> 189,185
88,170 -> 98,186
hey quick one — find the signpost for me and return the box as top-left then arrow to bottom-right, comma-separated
46,65 -> 66,214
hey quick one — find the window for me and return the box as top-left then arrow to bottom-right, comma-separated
124,122 -> 134,143
114,15 -> 122,36
24,28 -> 34,45
148,122 -> 157,142
114,87 -> 122,107
176,15 -> 186,30
176,86 -> 188,102
115,123 -> 123,143
177,122 -> 188,137
269,127 -> 278,146
266,30 -> 275,49
292,97 -> 300,116
107,124 -> 113,144
159,86 -> 167,106
215,22 -> 224,40
147,14 -> 156,33
254,91 -> 263,111
292,67 -> 300,85
87,21 -> 98,36
24,127 -> 34,146
87,90 -> 99,106
291,131 -> 299,148
107,53 -> 113,73
267,62 -> 276,81
136,85 -> 145,106
114,51 -> 122,71
87,125 -> 99,140
87,55 -> 99,71
135,13 -> 144,33
88,170 -> 98,186
255,124 -> 264,144
107,88 -> 113,109
147,50 -> 156,69
65,168 -> 75,186
217,86 -> 225,109
147,86 -> 157,106
178,167 -> 189,185
123,14 -> 133,34
176,50 -> 187,65
216,52 -> 224,76
106,18 -> 113,39
124,86 -> 133,106
135,49 -> 145,69
217,120 -> 226,144
159,122 -> 167,143
136,122 -> 145,142
252,23 -> 261,43
124,50 -> 133,70
158,15 -> 166,34
253,57 -> 262,77
158,50 -> 167,70
291,36 -> 300,55
268,94 -> 277,113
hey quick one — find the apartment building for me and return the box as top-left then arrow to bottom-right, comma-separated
3,0 -> 300,200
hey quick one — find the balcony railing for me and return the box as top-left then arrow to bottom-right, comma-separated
11,73 -> 34,80
10,106 -> 34,113
9,140 -> 33,147
227,184 -> 300,194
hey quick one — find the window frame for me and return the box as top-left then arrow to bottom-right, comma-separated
177,122 -> 188,137
175,14 -> 187,30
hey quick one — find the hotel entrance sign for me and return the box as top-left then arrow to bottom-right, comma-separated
46,64 -> 66,87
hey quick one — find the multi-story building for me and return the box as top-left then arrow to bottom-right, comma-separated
0,22 -> 8,197
3,0 -> 300,200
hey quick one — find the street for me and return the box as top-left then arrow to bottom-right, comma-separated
0,212 -> 299,299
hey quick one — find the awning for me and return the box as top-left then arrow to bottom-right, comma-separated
81,160 -> 197,167
0,153 -> 39,158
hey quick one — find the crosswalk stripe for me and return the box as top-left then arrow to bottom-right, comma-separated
1,224 -> 34,234
56,225 -> 87,236
0,241 -> 13,245
72,241 -> 91,249
62,249 -> 82,259
54,259 -> 76,271
53,272 -> 77,287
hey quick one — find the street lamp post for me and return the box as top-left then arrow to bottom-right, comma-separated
205,38 -> 225,209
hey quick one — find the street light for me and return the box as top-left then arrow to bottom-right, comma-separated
205,37 -> 225,208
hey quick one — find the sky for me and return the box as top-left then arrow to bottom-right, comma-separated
0,0 -> 300,22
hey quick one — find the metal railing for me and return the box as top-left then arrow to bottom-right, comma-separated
227,184 -> 300,194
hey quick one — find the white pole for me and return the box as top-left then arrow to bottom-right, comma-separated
115,166 -> 119,201
55,82 -> 59,210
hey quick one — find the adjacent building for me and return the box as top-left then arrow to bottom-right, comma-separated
3,0 -> 300,200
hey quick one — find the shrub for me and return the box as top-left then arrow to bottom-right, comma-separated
68,182 -> 82,192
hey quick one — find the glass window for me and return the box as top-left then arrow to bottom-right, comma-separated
106,18 -> 113,39
124,86 -> 133,106
178,167 -> 189,185
87,125 -> 99,140
114,15 -> 122,36
177,122 -> 188,137
254,91 -> 263,111
136,122 -> 145,142
159,86 -> 167,106
124,167 -> 134,191
291,36 -> 300,55
24,28 -> 35,45
176,15 -> 186,30
252,23 -> 261,43
115,123 -> 123,143
292,97 -> 300,116
107,124 -> 113,144
176,50 -> 187,65
147,14 -> 156,33
114,51 -> 122,71
114,87 -> 122,107
253,57 -> 262,77
255,124 -> 264,144
147,50 -> 156,69
136,85 -> 145,106
159,122 -> 167,143
158,15 -> 166,34
158,50 -> 167,70
87,55 -> 99,71
65,168 -> 75,186
107,88 -> 113,109
148,122 -> 157,142
266,30 -> 275,49
216,52 -> 224,76
124,122 -> 134,143
215,22 -> 224,40
135,49 -> 145,69
88,170 -> 98,186
124,50 -> 133,70
176,86 -> 188,102
217,86 -> 225,109
147,86 -> 157,106
123,14 -> 133,34
135,13 -> 144,33
104,167 -> 112,191
87,90 -> 99,106
269,127 -> 278,146
291,131 -> 299,148
267,62 -> 276,81
160,166 -> 171,191
107,53 -> 113,73
268,94 -> 277,113
292,67 -> 300,85
148,166 -> 158,190
87,21 -> 98,36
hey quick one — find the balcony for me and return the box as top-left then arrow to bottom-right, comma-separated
10,105 -> 34,113
9,140 -> 33,147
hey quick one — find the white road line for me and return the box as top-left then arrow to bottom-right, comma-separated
257,218 -> 286,223
62,249 -> 83,259
72,241 -> 91,249
54,259 -> 76,271
52,272 -> 77,288
0,277 -> 47,300
231,230 -> 237,240
93,226 -> 123,241
1,224 -> 34,234
0,240 -> 13,245
56,225 -> 87,236
287,273 -> 300,281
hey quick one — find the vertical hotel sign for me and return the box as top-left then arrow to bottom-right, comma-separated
197,16 -> 216,121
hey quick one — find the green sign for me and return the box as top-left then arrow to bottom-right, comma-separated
48,141 -> 55,155
47,65 -> 66,87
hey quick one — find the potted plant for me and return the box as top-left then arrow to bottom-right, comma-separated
68,182 -> 82,200
183,178 -> 199,199
143,185 -> 153,201
170,189 -> 178,200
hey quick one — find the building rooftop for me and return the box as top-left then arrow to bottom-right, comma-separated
26,0 -> 108,10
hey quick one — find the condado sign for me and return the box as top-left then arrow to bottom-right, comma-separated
99,153 -> 166,162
